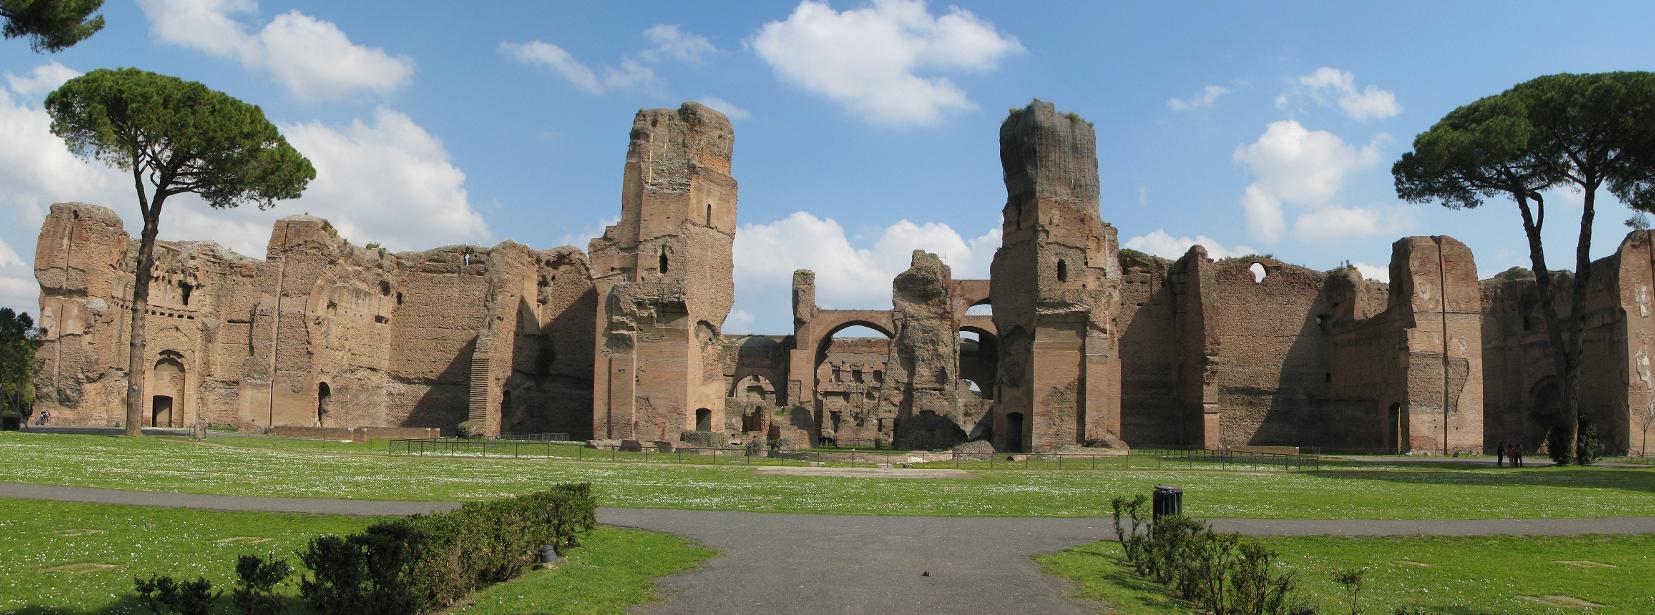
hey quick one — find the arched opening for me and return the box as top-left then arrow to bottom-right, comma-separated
1005,412 -> 1025,453
1056,259 -> 1068,282
1249,262 -> 1268,283
179,282 -> 192,306
705,203 -> 713,225
813,321 -> 895,446
317,382 -> 332,426
695,408 -> 712,432
958,327 -> 998,400
732,375 -> 775,403
151,356 -> 185,428
965,302 -> 992,316
659,249 -> 670,274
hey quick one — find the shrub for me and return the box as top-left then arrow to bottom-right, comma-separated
1109,495 -> 1302,615
232,553 -> 292,615
1334,567 -> 1366,614
1577,415 -> 1604,465
134,575 -> 218,615
299,484 -> 595,615
456,420 -> 485,439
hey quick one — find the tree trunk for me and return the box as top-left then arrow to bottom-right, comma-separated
123,211 -> 162,437
1515,196 -> 1574,461
1565,186 -> 1599,462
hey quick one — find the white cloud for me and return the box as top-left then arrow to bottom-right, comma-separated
1233,120 -> 1387,242
256,12 -> 416,100
751,0 -> 1023,126
1168,84 -> 1229,111
1277,67 -> 1401,120
278,108 -> 490,251
0,238 -> 22,270
733,212 -> 998,332
0,85 -> 125,227
1240,185 -> 1286,242
696,97 -> 751,120
558,216 -> 618,249
137,0 -> 259,60
501,41 -> 661,94
724,308 -> 756,334
1292,205 -> 1412,241
135,0 -> 414,101
504,23 -> 718,95
1,70 -> 488,260
0,274 -> 35,315
4,62 -> 81,97
1351,262 -> 1389,283
500,41 -> 603,93
1123,230 -> 1258,261
643,24 -> 719,64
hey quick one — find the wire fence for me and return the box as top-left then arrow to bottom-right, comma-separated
386,439 -> 1321,472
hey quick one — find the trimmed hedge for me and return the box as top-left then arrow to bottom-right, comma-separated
300,484 -> 595,615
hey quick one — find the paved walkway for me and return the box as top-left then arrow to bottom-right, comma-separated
7,483 -> 1655,614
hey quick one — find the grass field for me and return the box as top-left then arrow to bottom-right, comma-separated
0,498 -> 711,614
3,432 -> 1653,519
1037,534 -> 1655,614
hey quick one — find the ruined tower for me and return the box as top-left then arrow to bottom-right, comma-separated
590,102 -> 737,441
989,100 -> 1123,452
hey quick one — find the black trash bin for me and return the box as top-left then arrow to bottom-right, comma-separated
1152,485 -> 1182,519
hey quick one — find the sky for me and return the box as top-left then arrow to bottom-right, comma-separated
3,0 -> 1655,334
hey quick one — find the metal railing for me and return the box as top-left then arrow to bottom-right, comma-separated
386,439 -> 1320,471
494,432 -> 571,442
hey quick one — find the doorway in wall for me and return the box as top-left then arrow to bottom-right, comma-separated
1006,412 -> 1025,453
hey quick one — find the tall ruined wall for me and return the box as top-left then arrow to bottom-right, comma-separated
590,102 -> 737,441
1483,231 -> 1655,456
883,251 -> 968,449
990,100 -> 1123,452
1607,232 -> 1654,455
31,203 -> 594,434
1116,251 -> 1189,445
814,337 -> 888,445
33,202 -> 261,428
1205,258 -> 1337,447
1114,237 -> 1479,453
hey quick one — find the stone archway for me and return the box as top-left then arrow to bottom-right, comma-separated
151,356 -> 185,428
317,382 -> 332,427
959,325 -> 998,401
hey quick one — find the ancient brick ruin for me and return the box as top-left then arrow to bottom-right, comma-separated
28,100 -> 1655,455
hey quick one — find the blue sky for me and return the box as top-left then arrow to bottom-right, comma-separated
3,0 -> 1654,333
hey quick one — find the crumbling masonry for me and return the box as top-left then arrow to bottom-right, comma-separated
29,100 -> 1655,454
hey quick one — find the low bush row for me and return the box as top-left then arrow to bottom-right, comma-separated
1111,494 -> 1309,615
133,484 -> 596,615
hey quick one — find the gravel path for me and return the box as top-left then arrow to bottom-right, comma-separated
7,482 -> 1654,614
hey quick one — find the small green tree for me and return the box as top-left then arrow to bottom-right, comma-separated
46,68 -> 315,437
0,308 -> 41,424
1394,72 -> 1655,463
1,0 -> 103,52
1334,567 -> 1366,614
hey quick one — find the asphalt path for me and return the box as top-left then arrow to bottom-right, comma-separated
7,483 -> 1654,614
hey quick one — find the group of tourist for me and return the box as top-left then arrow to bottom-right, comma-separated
1494,441 -> 1525,467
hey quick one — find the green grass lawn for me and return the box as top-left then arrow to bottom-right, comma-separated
1037,534 -> 1655,614
454,526 -> 713,614
2,432 -> 1653,519
0,498 -> 711,614
0,498 -> 381,614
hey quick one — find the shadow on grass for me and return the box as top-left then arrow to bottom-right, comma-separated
10,594 -> 312,615
1063,549 -> 1191,612
1306,467 -> 1655,495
